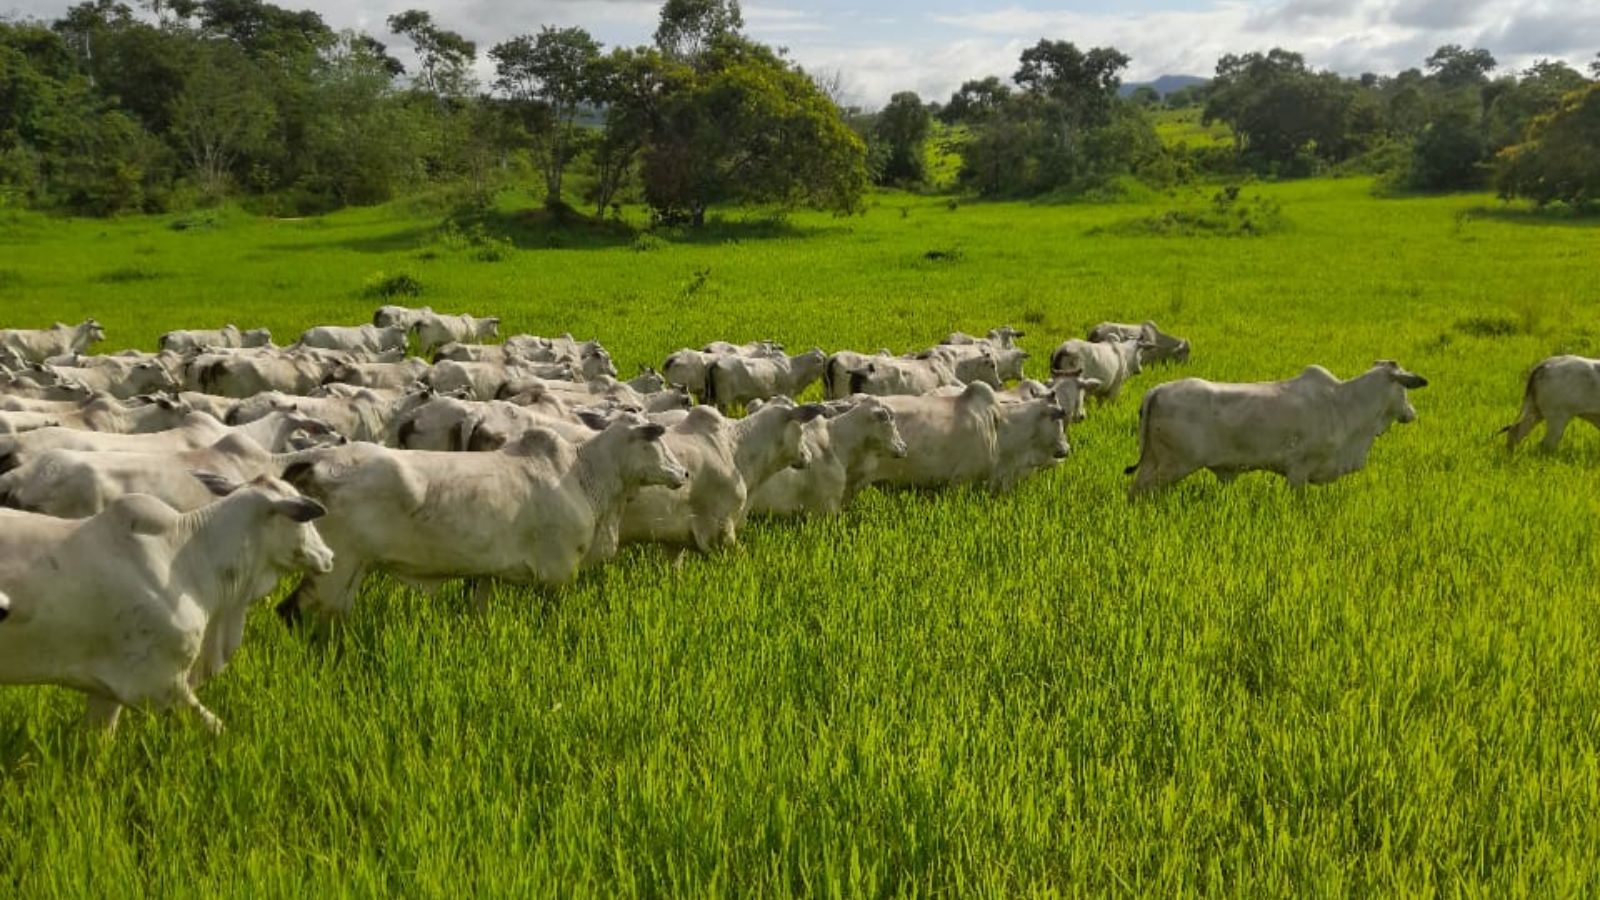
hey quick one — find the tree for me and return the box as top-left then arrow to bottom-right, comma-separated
1129,85 -> 1160,108
386,9 -> 475,98
1204,49 -> 1364,172
939,76 -> 1012,125
641,38 -> 865,225
654,0 -> 742,65
197,0 -> 333,58
1591,53 -> 1599,79
1408,109 -> 1485,190
491,27 -> 602,209
1496,83 -> 1600,208
1424,45 -> 1497,89
873,91 -> 929,185
1484,61 -> 1589,150
168,41 -> 276,199
586,46 -> 680,218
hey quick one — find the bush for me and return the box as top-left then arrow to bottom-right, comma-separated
363,271 -> 423,298
1496,85 -> 1600,209
1091,185 -> 1285,237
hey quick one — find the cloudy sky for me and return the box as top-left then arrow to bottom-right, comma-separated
4,0 -> 1597,106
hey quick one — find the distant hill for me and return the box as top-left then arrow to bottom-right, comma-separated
1119,75 -> 1208,98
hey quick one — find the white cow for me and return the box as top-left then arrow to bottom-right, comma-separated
748,398 -> 907,518
1501,355 -> 1600,452
0,433 -> 288,517
703,350 -> 827,411
823,349 -> 894,400
621,403 -> 825,550
393,395 -> 597,450
279,414 -> 688,619
373,304 -> 436,330
429,359 -> 578,401
296,324 -> 409,354
0,320 -> 105,364
410,313 -> 501,358
916,344 -> 1017,384
846,354 -> 966,397
1049,338 -> 1146,401
227,389 -> 413,445
0,475 -> 332,732
42,359 -> 178,400
0,411 -> 58,434
1126,360 -> 1429,497
320,358 -> 432,392
0,409 -> 342,473
1089,321 -> 1191,365
159,325 -> 274,355
662,341 -> 785,400
869,382 -> 1069,492
941,326 -> 1024,349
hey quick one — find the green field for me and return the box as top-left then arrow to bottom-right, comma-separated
1153,107 -> 1234,150
4,179 -> 1600,894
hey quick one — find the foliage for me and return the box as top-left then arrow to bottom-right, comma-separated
1092,184 -> 1285,236
490,26 -> 602,208
872,92 -> 930,186
1495,84 -> 1600,209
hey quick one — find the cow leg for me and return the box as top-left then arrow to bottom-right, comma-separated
174,683 -> 223,735
1504,410 -> 1542,451
469,578 -> 495,616
82,695 -> 124,733
1541,414 -> 1571,452
282,560 -> 367,625
1210,467 -> 1242,485
1129,461 -> 1186,499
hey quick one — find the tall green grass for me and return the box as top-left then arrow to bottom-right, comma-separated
3,179 -> 1600,894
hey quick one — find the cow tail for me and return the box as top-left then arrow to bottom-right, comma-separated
1497,361 -> 1545,436
704,360 -> 722,409
1125,390 -> 1156,475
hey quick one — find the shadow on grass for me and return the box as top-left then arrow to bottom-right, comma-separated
1459,205 -> 1600,229
263,206 -> 851,255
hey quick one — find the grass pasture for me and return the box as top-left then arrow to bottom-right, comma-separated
3,179 -> 1600,894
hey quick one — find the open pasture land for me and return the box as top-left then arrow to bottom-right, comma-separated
4,179 -> 1600,894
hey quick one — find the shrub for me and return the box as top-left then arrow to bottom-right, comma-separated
364,271 -> 423,298
1091,185 -> 1285,237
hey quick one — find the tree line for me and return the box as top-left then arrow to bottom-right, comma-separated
2,0 -> 1597,219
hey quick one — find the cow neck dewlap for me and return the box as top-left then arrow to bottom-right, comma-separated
169,494 -> 269,612
731,411 -> 781,479
575,438 -> 625,508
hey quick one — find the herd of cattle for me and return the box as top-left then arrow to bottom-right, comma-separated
0,306 -> 1592,734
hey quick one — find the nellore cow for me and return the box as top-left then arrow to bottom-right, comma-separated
1125,360 -> 1429,497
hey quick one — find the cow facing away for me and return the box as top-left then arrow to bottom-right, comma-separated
410,313 -> 501,358
280,414 -> 689,620
160,325 -> 273,356
705,350 -> 828,411
1500,356 -> 1600,452
1126,360 -> 1428,498
296,324 -> 409,355
868,382 -> 1069,493
1089,321 -> 1191,365
0,475 -> 332,733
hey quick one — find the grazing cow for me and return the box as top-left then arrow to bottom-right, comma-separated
0,409 -> 342,473
704,350 -> 827,411
1050,338 -> 1145,402
663,342 -> 785,399
296,324 -> 409,354
321,358 -> 432,393
1089,321 -> 1191,365
159,325 -> 273,355
373,304 -> 436,330
621,403 -> 826,550
1500,356 -> 1600,452
869,382 -> 1068,493
280,414 -> 689,619
748,398 -> 907,518
410,313 -> 501,358
0,475 -> 332,733
1126,360 -> 1429,497
847,354 -> 968,397
0,433 -> 288,518
0,320 -> 105,364
42,359 -> 178,400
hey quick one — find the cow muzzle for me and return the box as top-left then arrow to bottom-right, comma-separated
299,542 -> 336,575
664,466 -> 690,489
890,439 -> 909,459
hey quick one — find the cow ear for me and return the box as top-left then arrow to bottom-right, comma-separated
193,471 -> 240,497
635,423 -> 667,442
792,404 -> 827,423
1395,372 -> 1429,389
872,406 -> 892,423
272,497 -> 326,523
1081,378 -> 1104,391
577,410 -> 610,432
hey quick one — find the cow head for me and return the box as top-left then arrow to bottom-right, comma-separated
242,327 -> 273,348
194,472 -> 334,581
609,415 -> 688,490
631,365 -> 666,394
1047,370 -> 1101,423
853,400 -> 907,459
786,404 -> 828,468
79,319 -> 106,348
581,347 -> 618,380
1376,360 -> 1429,425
